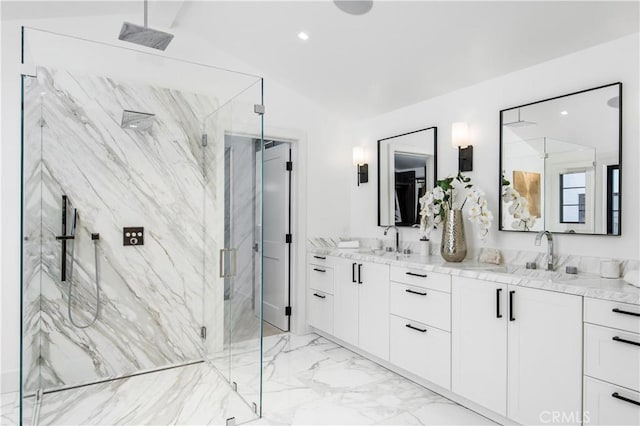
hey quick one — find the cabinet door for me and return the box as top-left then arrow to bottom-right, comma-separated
507,286 -> 583,426
333,258 -> 359,346
358,261 -> 390,361
452,277 -> 507,416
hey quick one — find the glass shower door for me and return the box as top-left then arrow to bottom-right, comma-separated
202,80 -> 264,416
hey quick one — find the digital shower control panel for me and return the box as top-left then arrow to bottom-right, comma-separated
123,227 -> 144,246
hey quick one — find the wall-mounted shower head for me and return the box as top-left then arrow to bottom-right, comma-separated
118,0 -> 174,51
121,110 -> 155,131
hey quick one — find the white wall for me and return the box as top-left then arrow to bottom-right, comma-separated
349,34 -> 640,261
1,14 -> 351,393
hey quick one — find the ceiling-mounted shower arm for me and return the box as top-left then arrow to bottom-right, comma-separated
143,0 -> 148,28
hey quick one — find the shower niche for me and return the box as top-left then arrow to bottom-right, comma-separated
20,28 -> 264,424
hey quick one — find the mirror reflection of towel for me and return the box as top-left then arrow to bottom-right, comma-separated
394,190 -> 402,223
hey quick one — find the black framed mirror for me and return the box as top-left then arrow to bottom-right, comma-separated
378,127 -> 437,227
499,82 -> 622,235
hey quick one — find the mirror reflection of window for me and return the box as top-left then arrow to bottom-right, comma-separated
560,171 -> 587,224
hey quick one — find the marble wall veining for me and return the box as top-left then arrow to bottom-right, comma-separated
22,67 -> 229,392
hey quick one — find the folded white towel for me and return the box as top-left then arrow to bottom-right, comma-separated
338,240 -> 360,249
623,270 -> 639,288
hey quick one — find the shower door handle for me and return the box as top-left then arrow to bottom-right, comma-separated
219,248 -> 237,278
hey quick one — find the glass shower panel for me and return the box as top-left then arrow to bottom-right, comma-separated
20,27 -> 263,425
202,80 -> 264,416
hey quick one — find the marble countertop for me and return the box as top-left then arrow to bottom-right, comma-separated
308,248 -> 640,305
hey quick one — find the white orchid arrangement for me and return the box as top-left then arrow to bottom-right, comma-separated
419,172 -> 493,242
501,176 -> 537,231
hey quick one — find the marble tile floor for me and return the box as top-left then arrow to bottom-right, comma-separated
2,333 -> 496,426
6,362 -> 257,426
247,333 -> 496,425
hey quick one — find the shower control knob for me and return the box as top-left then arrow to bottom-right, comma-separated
123,227 -> 144,246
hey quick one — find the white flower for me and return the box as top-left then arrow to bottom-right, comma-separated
432,186 -> 445,200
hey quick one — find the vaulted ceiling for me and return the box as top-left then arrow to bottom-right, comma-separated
4,1 -> 639,120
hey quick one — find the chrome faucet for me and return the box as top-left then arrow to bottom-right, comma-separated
384,226 -> 400,253
535,230 -> 554,271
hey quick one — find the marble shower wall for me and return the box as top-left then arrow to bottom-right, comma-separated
22,66 -> 229,392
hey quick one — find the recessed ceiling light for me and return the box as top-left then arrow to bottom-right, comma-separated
334,0 -> 373,15
560,111 -> 568,115
129,124 -> 138,128
298,32 -> 309,41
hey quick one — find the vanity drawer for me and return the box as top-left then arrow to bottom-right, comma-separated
389,314 -> 451,389
389,282 -> 451,331
584,376 -> 640,426
585,323 -> 640,391
390,267 -> 451,293
585,298 -> 640,334
308,254 -> 334,268
308,291 -> 333,334
308,264 -> 334,294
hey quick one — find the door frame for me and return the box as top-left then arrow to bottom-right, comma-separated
226,130 -> 303,334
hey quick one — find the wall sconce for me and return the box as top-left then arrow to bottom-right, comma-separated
452,122 -> 473,172
352,146 -> 369,186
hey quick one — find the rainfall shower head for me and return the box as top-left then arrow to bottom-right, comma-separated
118,0 -> 174,51
121,110 -> 155,131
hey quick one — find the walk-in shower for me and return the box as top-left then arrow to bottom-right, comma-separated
20,27 -> 264,425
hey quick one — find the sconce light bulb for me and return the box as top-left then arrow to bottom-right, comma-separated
452,122 -> 470,148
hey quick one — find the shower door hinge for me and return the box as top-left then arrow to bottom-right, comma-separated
201,134 -> 208,147
286,161 -> 293,171
254,104 -> 265,115
285,233 -> 292,244
200,326 -> 207,340
285,306 -> 292,316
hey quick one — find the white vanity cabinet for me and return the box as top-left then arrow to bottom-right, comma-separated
325,257 -> 391,361
452,277 -> 508,415
307,255 -> 335,334
389,267 -> 452,389
452,277 -> 583,425
583,298 -> 640,425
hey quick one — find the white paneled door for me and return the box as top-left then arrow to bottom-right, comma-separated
260,142 -> 291,331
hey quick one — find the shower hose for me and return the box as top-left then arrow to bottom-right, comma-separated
67,209 -> 101,328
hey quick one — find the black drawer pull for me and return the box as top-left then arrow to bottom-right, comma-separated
405,288 -> 427,296
612,392 -> 640,406
612,308 -> 640,317
313,255 -> 326,260
496,288 -> 503,318
405,324 -> 427,333
352,262 -> 357,283
406,272 -> 427,278
509,290 -> 515,322
612,336 -> 640,347
358,264 -> 363,284
313,293 -> 326,299
313,268 -> 326,273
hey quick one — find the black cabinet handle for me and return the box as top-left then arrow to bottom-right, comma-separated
405,323 -> 427,333
313,255 -> 326,260
313,293 -> 326,299
612,392 -> 640,406
612,336 -> 640,347
496,288 -> 503,318
352,263 -> 357,283
313,268 -> 326,273
405,288 -> 427,296
358,264 -> 363,284
509,290 -> 515,321
406,272 -> 427,278
612,308 -> 640,317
